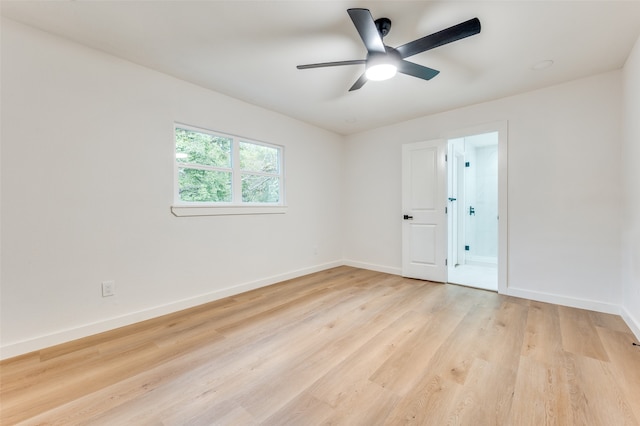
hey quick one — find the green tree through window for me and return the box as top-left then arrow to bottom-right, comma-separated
240,141 -> 280,203
175,126 -> 283,205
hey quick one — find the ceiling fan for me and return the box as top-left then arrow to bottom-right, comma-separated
297,8 -> 481,91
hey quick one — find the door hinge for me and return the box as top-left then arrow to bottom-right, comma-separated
465,161 -> 470,167
445,258 -> 448,266
465,245 -> 470,251
445,154 -> 448,162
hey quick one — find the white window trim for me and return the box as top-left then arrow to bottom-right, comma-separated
172,123 -> 286,216
171,205 -> 287,217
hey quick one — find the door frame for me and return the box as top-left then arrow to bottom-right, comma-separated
444,121 -> 508,294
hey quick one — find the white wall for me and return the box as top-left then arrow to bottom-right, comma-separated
621,35 -> 640,338
0,19 -> 344,359
344,71 -> 623,313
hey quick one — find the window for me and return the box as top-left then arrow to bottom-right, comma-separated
173,124 -> 285,216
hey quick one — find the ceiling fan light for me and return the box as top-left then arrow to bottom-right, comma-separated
365,63 -> 397,81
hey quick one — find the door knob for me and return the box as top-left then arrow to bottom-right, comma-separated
403,214 -> 413,220
469,206 -> 475,216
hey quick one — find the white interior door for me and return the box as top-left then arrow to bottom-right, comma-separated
402,139 -> 447,282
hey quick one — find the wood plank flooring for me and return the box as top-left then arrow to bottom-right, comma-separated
1,266 -> 639,425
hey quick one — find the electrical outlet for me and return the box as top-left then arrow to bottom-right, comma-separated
102,281 -> 115,297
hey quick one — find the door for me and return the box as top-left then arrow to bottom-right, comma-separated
402,139 -> 447,282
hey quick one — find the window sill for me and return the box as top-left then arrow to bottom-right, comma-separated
171,205 -> 287,217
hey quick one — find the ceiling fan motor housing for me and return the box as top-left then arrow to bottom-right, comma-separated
367,47 -> 401,64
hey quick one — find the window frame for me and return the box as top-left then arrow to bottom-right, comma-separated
171,123 -> 286,217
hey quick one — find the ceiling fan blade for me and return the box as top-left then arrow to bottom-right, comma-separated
297,59 -> 366,69
348,73 -> 368,92
396,18 -> 481,59
397,60 -> 440,80
347,8 -> 386,54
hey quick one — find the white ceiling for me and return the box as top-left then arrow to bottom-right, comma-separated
2,1 -> 640,135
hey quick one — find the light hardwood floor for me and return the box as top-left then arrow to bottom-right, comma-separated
1,266 -> 639,425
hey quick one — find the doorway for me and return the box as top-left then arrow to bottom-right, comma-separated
401,121 -> 507,293
447,132 -> 499,291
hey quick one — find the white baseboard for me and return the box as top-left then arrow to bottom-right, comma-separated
0,261 -> 343,360
621,305 -> 640,341
505,286 -> 620,315
344,262 -> 624,320
342,259 -> 402,276
3,260 -> 635,360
